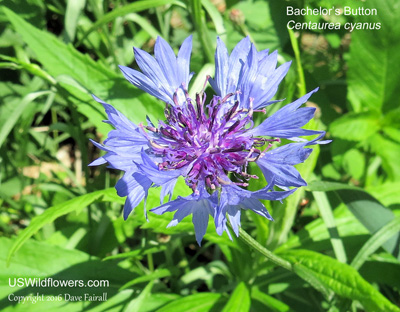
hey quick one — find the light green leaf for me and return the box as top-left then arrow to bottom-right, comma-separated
222,282 -> 251,312
202,0 -> 226,40
367,182 -> 400,206
281,249 -> 400,312
181,261 -> 232,289
64,0 -> 86,42
369,133 -> 400,181
125,13 -> 162,39
347,0 -> 400,113
190,0 -> 214,63
329,112 -> 380,141
155,293 -> 222,312
123,281 -> 154,312
306,181 -> 360,192
343,149 -> 365,181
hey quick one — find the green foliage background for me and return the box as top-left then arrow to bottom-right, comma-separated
0,0 -> 399,311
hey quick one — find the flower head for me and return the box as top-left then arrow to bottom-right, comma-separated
90,36 -> 329,244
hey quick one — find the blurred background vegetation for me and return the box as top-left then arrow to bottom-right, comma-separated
0,0 -> 399,311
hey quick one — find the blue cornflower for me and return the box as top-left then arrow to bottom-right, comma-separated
90,36 -> 329,244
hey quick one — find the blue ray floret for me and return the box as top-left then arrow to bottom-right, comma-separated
90,36 -> 330,245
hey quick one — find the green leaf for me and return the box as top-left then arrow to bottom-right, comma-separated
351,216 -> 400,270
308,181 -> 400,259
77,0 -> 184,46
0,237 -> 136,311
130,293 -> 181,312
336,189 -> 400,259
276,203 -> 369,253
0,90 -> 51,148
123,281 -> 154,312
280,249 -> 400,312
288,27 -> 306,97
367,182 -> 400,206
125,13 -> 162,39
64,0 -> 86,42
202,0 -> 226,40
359,256 -> 400,290
343,149 -> 365,181
3,7 -> 163,137
329,112 -> 380,141
103,245 -> 167,261
369,133 -> 400,181
190,0 -> 214,63
306,181 -> 360,192
313,190 -> 347,263
251,287 -> 290,312
222,282 -> 251,312
120,269 -> 171,290
6,188 -> 120,265
155,293 -> 222,312
347,0 -> 400,113
180,261 -> 232,289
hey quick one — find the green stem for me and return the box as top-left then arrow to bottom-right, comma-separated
190,0 -> 214,63
147,253 -> 154,272
288,27 -> 306,97
233,225 -> 293,272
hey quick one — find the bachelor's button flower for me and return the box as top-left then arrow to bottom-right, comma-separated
90,36 -> 329,245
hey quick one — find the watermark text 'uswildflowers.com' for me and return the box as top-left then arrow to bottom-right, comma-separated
9,277 -> 109,288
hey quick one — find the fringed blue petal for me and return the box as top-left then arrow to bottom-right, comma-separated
249,88 -> 319,138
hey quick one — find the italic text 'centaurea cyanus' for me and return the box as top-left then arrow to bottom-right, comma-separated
90,36 -> 329,244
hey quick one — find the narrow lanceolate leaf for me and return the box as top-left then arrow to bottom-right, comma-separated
222,282 -> 251,312
351,216 -> 400,270
6,188 -> 121,265
280,249 -> 400,312
202,0 -> 226,41
308,181 -> 400,259
64,0 -> 86,42
251,287 -> 290,312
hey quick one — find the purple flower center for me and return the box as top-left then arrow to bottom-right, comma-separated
144,88 -> 278,193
